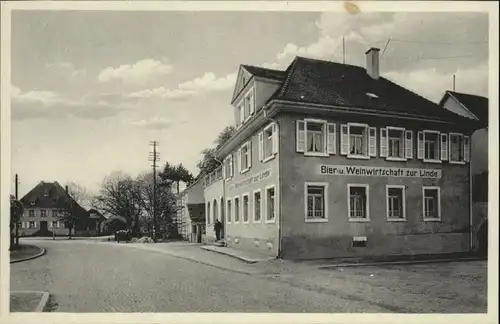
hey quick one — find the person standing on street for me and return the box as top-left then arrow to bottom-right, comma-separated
214,219 -> 223,241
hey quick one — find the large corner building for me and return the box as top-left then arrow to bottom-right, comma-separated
203,48 -> 482,260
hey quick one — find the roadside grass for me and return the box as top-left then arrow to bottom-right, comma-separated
10,291 -> 44,312
10,244 -> 43,263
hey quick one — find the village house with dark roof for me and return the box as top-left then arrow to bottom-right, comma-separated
19,181 -> 89,237
203,47 -> 482,260
439,90 -> 489,255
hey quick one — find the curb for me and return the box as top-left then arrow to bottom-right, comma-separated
10,247 -> 46,264
318,256 -> 487,269
200,246 -> 258,264
11,291 -> 50,312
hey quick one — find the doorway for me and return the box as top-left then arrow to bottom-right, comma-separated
40,221 -> 48,232
220,197 -> 225,239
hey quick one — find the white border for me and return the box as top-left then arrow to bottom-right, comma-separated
386,185 -> 406,222
303,118 -> 329,157
385,126 -> 407,161
422,130 -> 442,163
347,183 -> 370,222
304,182 -> 329,223
347,122 -> 370,160
422,186 -> 442,222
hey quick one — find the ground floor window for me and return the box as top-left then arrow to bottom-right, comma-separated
226,199 -> 232,223
348,184 -> 369,221
51,221 -> 60,229
265,185 -> 276,222
253,190 -> 262,222
234,196 -> 240,223
305,182 -> 328,222
423,186 -> 441,220
386,185 -> 405,220
242,194 -> 250,223
29,221 -> 36,229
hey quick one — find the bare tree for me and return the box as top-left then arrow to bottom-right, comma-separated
65,181 -> 91,209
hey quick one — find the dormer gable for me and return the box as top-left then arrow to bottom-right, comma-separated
231,65 -> 255,105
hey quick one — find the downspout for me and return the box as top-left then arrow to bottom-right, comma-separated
264,106 -> 282,259
469,130 -> 474,252
213,157 -> 226,245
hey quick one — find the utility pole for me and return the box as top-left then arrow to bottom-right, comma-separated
342,36 -> 345,64
149,141 -> 160,243
15,174 -> 20,246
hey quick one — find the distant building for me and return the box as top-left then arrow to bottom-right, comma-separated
439,91 -> 489,254
176,176 -> 206,243
19,181 -> 89,236
87,209 -> 107,236
203,48 -> 481,260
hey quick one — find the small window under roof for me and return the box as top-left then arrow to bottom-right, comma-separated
366,92 -> 379,99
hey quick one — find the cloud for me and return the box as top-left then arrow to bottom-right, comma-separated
46,62 -> 87,78
98,58 -> 173,85
131,117 -> 173,130
126,72 -> 237,101
11,85 -> 129,121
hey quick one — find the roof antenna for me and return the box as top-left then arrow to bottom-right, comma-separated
453,74 -> 456,91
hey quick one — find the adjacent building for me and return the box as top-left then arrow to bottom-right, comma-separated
176,176 -> 206,243
439,90 -> 489,253
204,48 -> 481,260
19,181 -> 89,236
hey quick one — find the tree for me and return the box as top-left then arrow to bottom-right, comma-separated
158,162 -> 194,194
92,171 -> 142,232
197,125 -> 236,175
65,181 -> 91,209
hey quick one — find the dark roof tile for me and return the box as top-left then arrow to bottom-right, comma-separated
447,91 -> 488,124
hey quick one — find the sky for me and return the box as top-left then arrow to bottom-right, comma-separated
10,9 -> 489,197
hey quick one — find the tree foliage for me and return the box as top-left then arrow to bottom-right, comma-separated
197,125 -> 235,175
158,162 -> 194,194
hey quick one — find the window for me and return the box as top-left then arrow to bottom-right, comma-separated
348,184 -> 369,221
41,210 -> 47,218
305,183 -> 328,222
29,210 -> 35,217
423,131 -> 440,162
43,191 -> 49,197
423,187 -> 441,220
239,141 -> 251,173
226,199 -> 232,223
52,210 -> 58,217
307,121 -> 326,153
260,123 -> 278,162
29,221 -> 36,229
242,194 -> 250,223
213,199 -> 218,223
265,185 -> 276,222
224,155 -> 234,180
206,202 -> 211,225
386,186 -> 406,220
387,127 -> 405,159
449,133 -> 464,163
347,124 -> 369,158
253,190 -> 262,222
239,103 -> 245,124
234,197 -> 240,223
51,221 -> 59,229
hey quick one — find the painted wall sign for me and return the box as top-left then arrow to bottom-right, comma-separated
228,169 -> 272,190
318,164 -> 442,179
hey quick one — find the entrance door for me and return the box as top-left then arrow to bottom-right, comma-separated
40,221 -> 48,232
220,197 -> 225,239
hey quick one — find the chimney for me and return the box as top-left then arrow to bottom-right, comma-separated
65,185 -> 69,194
365,47 -> 380,79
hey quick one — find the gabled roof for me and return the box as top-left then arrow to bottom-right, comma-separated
440,90 -> 489,124
20,181 -> 87,215
265,56 -> 473,123
240,65 -> 287,82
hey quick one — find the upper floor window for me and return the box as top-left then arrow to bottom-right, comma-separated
52,210 -> 58,217
239,141 -> 252,173
40,210 -> 47,218
224,154 -> 234,180
423,131 -> 440,162
449,133 -> 464,163
296,119 -> 335,157
259,123 -> 278,162
29,210 -> 35,217
387,128 -> 405,159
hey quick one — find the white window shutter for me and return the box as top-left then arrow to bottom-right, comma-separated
441,134 -> 448,161
248,142 -> 252,169
22,222 -> 25,229
258,132 -> 264,161
368,127 -> 377,157
380,128 -> 388,157
230,155 -> 234,177
327,123 -> 336,154
34,221 -> 37,228
340,124 -> 348,155
272,123 -> 279,155
238,148 -> 242,173
417,131 -> 424,159
296,120 -> 305,152
405,131 -> 413,159
464,135 -> 470,162
49,221 -> 53,229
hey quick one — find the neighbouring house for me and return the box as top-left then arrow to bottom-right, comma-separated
177,175 -> 206,243
203,47 -> 482,260
19,181 -> 89,237
87,209 -> 107,236
439,90 -> 489,254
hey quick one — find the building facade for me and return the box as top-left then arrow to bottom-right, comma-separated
204,48 -> 480,260
19,181 -> 89,236
177,176 -> 206,243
